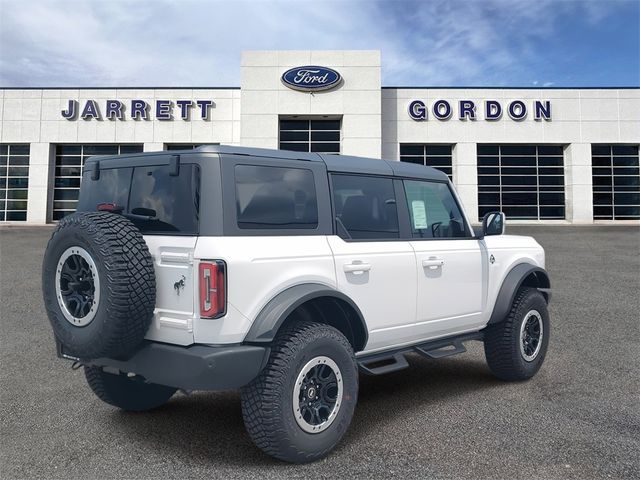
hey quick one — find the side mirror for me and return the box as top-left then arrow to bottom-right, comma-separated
482,211 -> 505,236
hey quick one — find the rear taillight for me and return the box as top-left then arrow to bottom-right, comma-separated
199,260 -> 226,318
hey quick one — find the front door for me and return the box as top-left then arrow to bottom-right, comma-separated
402,179 -> 486,339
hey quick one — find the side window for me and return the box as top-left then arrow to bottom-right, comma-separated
235,164 -> 318,229
331,174 -> 399,240
403,180 -> 469,239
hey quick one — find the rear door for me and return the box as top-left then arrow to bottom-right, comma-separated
401,179 -> 487,338
326,174 -> 417,353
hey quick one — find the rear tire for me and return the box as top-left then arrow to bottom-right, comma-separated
484,287 -> 550,381
240,322 -> 358,463
84,366 -> 176,412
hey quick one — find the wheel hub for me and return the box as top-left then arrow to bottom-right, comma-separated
55,246 -> 100,327
292,356 -> 343,434
519,310 -> 543,362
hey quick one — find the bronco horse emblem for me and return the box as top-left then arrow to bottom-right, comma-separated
173,275 -> 186,295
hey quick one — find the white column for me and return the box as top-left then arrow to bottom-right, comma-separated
26,143 -> 54,224
453,142 -> 478,223
143,142 -> 164,152
564,143 -> 593,224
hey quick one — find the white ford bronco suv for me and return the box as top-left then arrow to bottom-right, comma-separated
42,145 -> 551,463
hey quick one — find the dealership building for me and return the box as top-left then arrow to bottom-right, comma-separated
1,50 -> 638,225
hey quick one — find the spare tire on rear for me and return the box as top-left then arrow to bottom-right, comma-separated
42,212 -> 156,359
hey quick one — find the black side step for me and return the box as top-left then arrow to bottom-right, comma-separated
358,351 -> 409,375
357,332 -> 483,376
415,337 -> 467,359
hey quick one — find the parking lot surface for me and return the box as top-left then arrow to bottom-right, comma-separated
1,225 -> 639,479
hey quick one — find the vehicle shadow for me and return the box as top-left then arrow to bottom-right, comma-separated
111,350 -> 502,467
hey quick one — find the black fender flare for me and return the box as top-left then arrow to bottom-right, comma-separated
488,263 -> 551,325
243,283 -> 368,351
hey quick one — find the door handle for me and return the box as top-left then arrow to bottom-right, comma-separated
422,258 -> 444,269
343,262 -> 372,274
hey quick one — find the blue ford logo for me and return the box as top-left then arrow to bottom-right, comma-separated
281,66 -> 342,92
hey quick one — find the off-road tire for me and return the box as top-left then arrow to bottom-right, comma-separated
42,212 -> 155,359
484,287 -> 550,381
84,366 -> 176,411
240,322 -> 358,463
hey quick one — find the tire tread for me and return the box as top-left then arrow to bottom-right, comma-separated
42,212 -> 156,359
484,287 -> 549,381
241,321 -> 356,463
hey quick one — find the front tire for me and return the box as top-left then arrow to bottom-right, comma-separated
240,322 -> 358,463
84,366 -> 176,412
483,287 -> 550,381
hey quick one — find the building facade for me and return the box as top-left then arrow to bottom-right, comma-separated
1,50 -> 638,224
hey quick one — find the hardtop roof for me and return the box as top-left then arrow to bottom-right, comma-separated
84,144 -> 449,181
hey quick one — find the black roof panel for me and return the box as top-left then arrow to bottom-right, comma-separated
84,145 -> 448,181
385,159 -> 449,181
319,153 -> 393,176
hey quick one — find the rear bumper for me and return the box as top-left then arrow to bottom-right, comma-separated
81,342 -> 270,391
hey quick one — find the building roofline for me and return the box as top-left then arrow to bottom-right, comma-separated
382,86 -> 640,90
0,86 -> 241,90
1,86 -> 638,91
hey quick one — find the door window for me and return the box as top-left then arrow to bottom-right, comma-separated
403,180 -> 469,239
331,174 -> 399,240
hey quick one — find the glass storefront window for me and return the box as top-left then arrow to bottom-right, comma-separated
399,144 -> 453,180
53,144 -> 143,220
592,145 -> 640,220
0,144 -> 30,221
477,144 -> 565,220
280,119 -> 341,154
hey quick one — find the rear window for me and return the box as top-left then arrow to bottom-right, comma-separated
78,168 -> 132,212
78,164 -> 200,234
235,164 -> 318,229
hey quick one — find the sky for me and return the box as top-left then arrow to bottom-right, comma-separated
0,0 -> 638,88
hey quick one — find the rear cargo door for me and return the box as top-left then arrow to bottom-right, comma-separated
126,164 -> 201,345
77,159 -> 201,346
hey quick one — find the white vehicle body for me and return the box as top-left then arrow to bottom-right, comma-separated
143,231 -> 545,355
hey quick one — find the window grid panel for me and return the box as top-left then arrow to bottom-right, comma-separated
477,144 -> 566,220
591,145 -> 640,220
0,144 -> 30,221
399,144 -> 453,181
279,120 -> 341,155
53,144 -> 143,220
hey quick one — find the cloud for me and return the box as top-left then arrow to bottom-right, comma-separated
0,0 -> 636,87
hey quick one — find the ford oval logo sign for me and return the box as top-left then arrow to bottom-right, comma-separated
281,66 -> 342,92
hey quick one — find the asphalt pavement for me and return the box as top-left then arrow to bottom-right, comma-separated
1,225 -> 639,479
